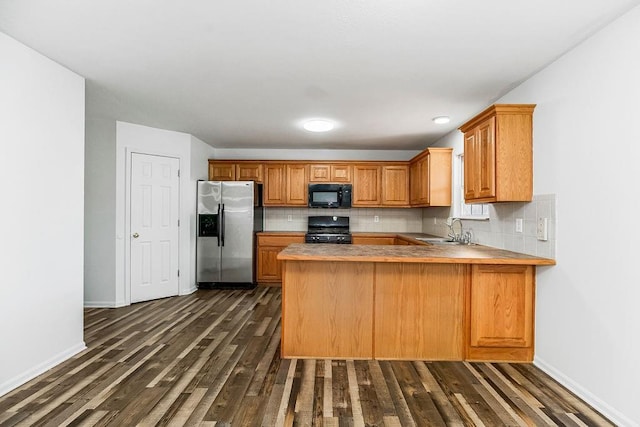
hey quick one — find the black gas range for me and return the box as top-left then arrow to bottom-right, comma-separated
305,216 -> 352,244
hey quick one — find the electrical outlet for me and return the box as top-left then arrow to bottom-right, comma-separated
537,217 -> 548,241
515,218 -> 523,233
374,215 -> 380,223
433,217 -> 437,225
287,214 -> 292,222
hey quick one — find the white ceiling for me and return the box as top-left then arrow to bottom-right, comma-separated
1,0 -> 639,150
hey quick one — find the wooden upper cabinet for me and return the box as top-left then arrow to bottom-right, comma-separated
381,165 -> 409,206
208,162 -> 235,181
353,163 -> 411,207
460,104 -> 535,203
236,163 -> 263,182
409,160 -> 422,205
263,163 -> 308,206
409,148 -> 452,207
263,164 -> 286,205
208,161 -> 262,182
330,164 -> 352,182
353,165 -> 382,206
286,164 -> 308,205
309,164 -> 352,182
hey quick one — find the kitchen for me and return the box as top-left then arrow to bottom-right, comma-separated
2,1 -> 640,425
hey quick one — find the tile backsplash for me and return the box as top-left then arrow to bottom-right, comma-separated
264,207 -> 423,233
421,194 -> 557,259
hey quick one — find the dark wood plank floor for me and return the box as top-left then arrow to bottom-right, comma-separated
0,287 -> 613,426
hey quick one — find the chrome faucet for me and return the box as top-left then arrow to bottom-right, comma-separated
447,218 -> 463,242
448,218 -> 473,244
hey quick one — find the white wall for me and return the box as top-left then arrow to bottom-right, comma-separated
425,6 -> 640,425
0,33 -> 86,396
84,117 -> 117,305
503,7 -> 640,425
115,122 -> 214,304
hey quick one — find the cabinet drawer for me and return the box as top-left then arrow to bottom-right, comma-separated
352,236 -> 395,245
257,235 -> 305,246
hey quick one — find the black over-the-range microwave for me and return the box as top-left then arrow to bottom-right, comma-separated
308,183 -> 352,208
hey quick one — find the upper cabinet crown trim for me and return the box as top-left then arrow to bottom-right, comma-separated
459,104 -> 536,133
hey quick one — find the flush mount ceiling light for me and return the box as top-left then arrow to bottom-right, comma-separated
303,119 -> 334,132
432,116 -> 450,124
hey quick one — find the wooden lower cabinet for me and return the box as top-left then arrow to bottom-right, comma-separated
281,261 -> 374,359
466,264 -> 535,361
280,260 -> 537,362
375,263 -> 464,360
256,234 -> 305,284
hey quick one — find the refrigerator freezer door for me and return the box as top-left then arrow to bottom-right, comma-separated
220,181 -> 255,283
196,181 -> 222,285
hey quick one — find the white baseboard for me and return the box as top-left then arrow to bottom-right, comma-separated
0,342 -> 87,398
84,300 -> 128,308
180,286 -> 198,296
534,356 -> 638,427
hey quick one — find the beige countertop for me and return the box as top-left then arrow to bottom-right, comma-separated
277,242 -> 555,265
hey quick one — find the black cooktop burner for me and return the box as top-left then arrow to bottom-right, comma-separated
306,216 -> 351,244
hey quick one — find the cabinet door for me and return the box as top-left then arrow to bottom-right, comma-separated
353,165 -> 381,206
468,265 -> 534,361
427,149 -> 452,207
410,157 -> 430,206
263,164 -> 286,205
477,117 -> 496,199
417,157 -> 430,203
209,162 -> 235,181
309,164 -> 330,182
464,131 -> 479,200
330,164 -> 352,182
286,164 -> 308,205
236,163 -> 263,182
409,161 -> 420,205
381,165 -> 409,206
257,246 -> 284,282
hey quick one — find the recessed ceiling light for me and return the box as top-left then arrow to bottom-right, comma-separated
303,119 -> 334,132
432,116 -> 450,125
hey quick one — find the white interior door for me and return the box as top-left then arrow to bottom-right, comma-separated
130,153 -> 180,303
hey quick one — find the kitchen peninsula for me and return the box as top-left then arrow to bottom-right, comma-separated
278,241 -> 555,362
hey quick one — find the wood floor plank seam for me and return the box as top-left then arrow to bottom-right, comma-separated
462,361 -> 528,427
0,288 -> 615,427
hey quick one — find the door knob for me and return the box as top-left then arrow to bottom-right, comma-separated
132,232 -> 140,238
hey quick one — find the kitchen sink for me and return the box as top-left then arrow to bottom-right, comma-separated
415,237 -> 475,245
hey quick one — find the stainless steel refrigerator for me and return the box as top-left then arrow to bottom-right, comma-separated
196,181 -> 263,288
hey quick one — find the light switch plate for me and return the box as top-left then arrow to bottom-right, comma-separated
537,217 -> 548,241
374,215 -> 380,223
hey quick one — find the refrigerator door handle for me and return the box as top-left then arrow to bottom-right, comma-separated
216,204 -> 222,247
221,203 -> 225,246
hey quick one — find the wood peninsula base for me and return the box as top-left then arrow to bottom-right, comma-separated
281,254 -> 544,362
